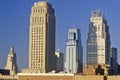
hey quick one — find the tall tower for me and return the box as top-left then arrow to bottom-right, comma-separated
65,28 -> 83,73
5,46 -> 18,75
87,11 -> 111,65
29,1 -> 55,73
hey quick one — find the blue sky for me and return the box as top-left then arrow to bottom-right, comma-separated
0,0 -> 120,71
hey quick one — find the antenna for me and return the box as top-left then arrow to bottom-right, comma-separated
96,1 -> 102,16
103,8 -> 107,20
57,49 -> 61,52
91,9 -> 93,17
97,2 -> 100,12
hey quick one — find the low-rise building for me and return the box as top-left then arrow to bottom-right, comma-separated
18,73 -> 74,80
75,74 -> 104,80
107,76 -> 120,80
83,64 -> 112,75
18,73 -> 120,80
0,74 -> 17,80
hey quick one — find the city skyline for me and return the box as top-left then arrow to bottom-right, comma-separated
0,0 -> 120,71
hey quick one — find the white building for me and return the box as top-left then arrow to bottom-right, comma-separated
55,51 -> 64,72
87,11 -> 111,65
5,46 -> 18,75
28,1 -> 56,73
65,28 -> 83,73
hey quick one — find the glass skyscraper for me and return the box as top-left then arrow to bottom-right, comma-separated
87,11 -> 111,65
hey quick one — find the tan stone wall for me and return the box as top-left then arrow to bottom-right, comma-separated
83,68 -> 96,75
107,76 -> 120,80
0,75 -> 17,80
75,75 -> 104,80
18,75 -> 73,80
18,73 -> 120,80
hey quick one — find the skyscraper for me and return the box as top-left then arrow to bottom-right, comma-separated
29,1 -> 55,73
5,46 -> 18,75
55,51 -> 64,72
110,47 -> 118,74
65,28 -> 83,73
87,11 -> 111,65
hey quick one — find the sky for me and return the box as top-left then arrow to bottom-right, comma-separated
0,0 -> 120,71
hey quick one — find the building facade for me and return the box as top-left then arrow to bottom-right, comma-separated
110,47 -> 118,74
87,11 -> 111,65
83,64 -> 112,75
65,28 -> 83,73
0,69 -> 10,75
29,1 -> 56,73
5,46 -> 18,75
55,51 -> 64,72
0,75 -> 17,80
18,73 -> 73,80
18,73 -> 120,80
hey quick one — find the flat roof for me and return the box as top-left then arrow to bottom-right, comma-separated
18,73 -> 74,76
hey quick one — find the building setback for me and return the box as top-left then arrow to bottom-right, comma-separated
28,1 -> 56,73
87,11 -> 111,65
65,28 -> 83,73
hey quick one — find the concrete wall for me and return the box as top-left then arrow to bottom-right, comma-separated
75,75 -> 104,80
0,75 -> 17,80
107,76 -> 120,80
18,73 -> 120,80
18,73 -> 73,80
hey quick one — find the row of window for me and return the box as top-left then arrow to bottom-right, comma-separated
31,40 -> 43,42
33,8 -> 45,13
32,21 -> 44,24
31,46 -> 43,48
31,65 -> 44,69
92,18 -> 102,21
32,35 -> 44,37
31,59 -> 43,62
31,27 -> 44,32
31,39 -> 43,41
32,16 -> 44,21
31,62 -> 44,69
87,60 -> 97,63
31,23 -> 44,26
31,44 -> 44,47
31,51 -> 43,53
31,40 -> 44,43
31,30 -> 44,33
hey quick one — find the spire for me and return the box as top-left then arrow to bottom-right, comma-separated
45,0 -> 48,2
5,46 -> 18,74
9,46 -> 14,54
91,10 -> 101,17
